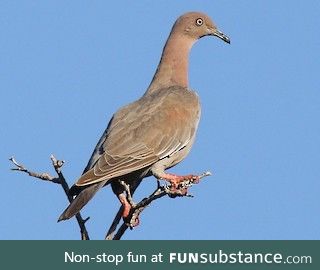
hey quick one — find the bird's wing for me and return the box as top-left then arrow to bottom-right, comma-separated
76,86 -> 200,186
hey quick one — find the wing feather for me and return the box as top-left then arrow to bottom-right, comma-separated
76,86 -> 200,186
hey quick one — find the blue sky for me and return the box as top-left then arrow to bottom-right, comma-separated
1,1 -> 319,240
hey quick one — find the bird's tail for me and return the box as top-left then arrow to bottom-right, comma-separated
58,180 -> 107,222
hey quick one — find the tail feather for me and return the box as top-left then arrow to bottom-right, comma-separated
58,180 -> 107,222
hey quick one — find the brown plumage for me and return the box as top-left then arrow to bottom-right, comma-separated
58,11 -> 230,222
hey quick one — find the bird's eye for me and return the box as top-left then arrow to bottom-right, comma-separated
195,18 -> 203,26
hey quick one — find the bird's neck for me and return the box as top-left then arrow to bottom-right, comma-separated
145,33 -> 194,95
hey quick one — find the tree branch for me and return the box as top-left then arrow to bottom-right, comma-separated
10,155 -> 90,240
11,155 -> 211,240
106,171 -> 212,240
105,206 -> 124,240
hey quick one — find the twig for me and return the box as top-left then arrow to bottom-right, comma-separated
105,206 -> 124,240
113,222 -> 130,240
9,156 -> 59,183
10,155 -> 90,240
109,171 -> 212,240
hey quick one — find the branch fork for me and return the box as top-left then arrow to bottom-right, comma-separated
10,155 -> 90,240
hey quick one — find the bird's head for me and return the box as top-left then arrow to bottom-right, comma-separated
172,12 -> 230,44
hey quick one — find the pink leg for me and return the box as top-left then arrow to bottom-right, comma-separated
118,193 -> 140,227
161,172 -> 200,189
118,193 -> 131,218
151,172 -> 201,197
152,167 -> 211,195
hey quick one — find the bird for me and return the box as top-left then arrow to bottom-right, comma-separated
58,11 -> 230,222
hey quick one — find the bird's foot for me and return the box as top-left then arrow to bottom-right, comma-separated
161,171 -> 212,198
166,173 -> 199,187
126,215 -> 140,229
118,193 -> 132,218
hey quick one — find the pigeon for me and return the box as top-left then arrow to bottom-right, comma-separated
58,11 -> 230,222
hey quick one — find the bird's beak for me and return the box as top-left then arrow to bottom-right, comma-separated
211,29 -> 230,44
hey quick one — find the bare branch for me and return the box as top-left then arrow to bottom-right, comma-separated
10,155 -> 90,240
11,154 -> 211,240
113,222 -> 130,240
105,206 -> 123,240
10,156 -> 59,183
